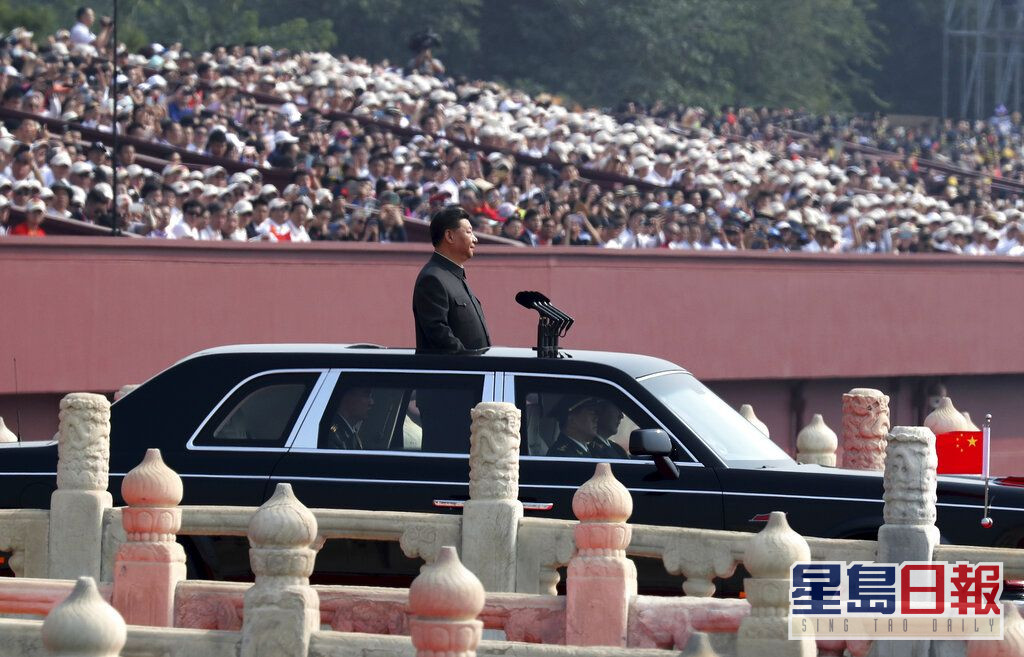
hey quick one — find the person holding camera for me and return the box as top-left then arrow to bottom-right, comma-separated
70,7 -> 111,54
405,31 -> 445,77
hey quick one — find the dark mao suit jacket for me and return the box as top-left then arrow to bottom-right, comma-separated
412,252 -> 491,353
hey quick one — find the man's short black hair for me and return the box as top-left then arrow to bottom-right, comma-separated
76,6 -> 90,20
182,199 -> 204,216
429,205 -> 469,246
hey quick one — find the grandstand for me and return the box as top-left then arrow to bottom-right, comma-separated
0,20 -> 1023,256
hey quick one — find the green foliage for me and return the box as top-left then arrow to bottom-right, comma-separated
0,0 -> 58,42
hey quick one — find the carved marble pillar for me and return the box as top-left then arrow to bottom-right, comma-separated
967,602 -> 1024,657
42,576 -> 126,657
739,404 -> 769,437
111,449 -> 185,627
796,413 -> 838,466
409,545 -> 485,657
113,385 -> 139,401
565,463 -> 636,647
841,388 -> 890,470
0,416 -> 16,442
737,512 -> 815,657
461,402 -> 523,592
924,397 -> 970,435
49,393 -> 113,580
241,483 -> 320,657
877,426 -> 939,563
870,426 -> 940,657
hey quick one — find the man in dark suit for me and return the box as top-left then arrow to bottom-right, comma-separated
412,205 -> 491,353
547,396 -> 600,457
412,206 -> 491,451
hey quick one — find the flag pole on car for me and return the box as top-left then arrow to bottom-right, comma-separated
981,413 -> 993,529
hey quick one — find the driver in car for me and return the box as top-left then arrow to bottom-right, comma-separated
547,396 -> 601,457
589,400 -> 630,459
325,387 -> 374,450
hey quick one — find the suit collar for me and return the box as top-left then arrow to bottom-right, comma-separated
431,251 -> 466,279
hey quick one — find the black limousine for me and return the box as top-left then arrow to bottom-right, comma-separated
2,343 -> 1023,589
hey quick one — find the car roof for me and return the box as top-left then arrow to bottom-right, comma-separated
183,344 -> 688,379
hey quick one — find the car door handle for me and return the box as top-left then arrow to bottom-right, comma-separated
433,499 -> 554,511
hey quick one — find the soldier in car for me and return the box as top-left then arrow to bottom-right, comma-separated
589,400 -> 630,459
324,387 -> 374,450
547,396 -> 601,457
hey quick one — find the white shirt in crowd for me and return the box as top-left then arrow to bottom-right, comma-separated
199,227 -> 221,241
70,21 -> 95,45
254,218 -> 310,242
438,177 -> 461,204
171,221 -> 199,240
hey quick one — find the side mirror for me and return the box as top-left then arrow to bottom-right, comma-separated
629,429 -> 679,480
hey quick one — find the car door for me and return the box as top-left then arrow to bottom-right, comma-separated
178,368 -> 328,506
268,368 -> 494,582
503,373 -> 724,528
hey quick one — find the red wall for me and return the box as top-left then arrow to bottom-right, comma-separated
5,238 -> 1024,471
3,238 -> 1024,395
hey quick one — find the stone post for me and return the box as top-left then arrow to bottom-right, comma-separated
461,402 -> 523,592
841,388 -> 890,470
796,413 -> 838,466
737,511 -> 815,657
565,463 -> 636,647
409,545 -> 485,657
924,397 -> 970,435
42,576 -> 126,657
681,632 -> 721,656
966,602 -> 1024,657
111,449 -> 186,627
739,404 -> 769,437
0,416 -> 16,442
48,393 -> 113,580
113,385 -> 139,401
241,483 -> 320,657
870,426 -> 940,657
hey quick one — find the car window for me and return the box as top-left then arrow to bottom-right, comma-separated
195,372 -> 320,447
513,376 -> 686,461
317,372 -> 485,453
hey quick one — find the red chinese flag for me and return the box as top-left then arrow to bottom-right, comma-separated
935,431 -> 984,474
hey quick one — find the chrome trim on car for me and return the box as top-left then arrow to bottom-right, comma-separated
287,447 -> 471,459
636,370 -> 686,382
518,455 -> 702,467
723,490 -> 883,504
288,368 -> 496,452
0,441 -> 57,449
185,369 -> 328,452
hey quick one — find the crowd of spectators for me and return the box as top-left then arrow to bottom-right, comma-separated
2,8 -> 1024,255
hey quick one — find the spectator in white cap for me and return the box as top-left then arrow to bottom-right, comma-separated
10,198 -> 46,236
44,151 -> 72,187
226,200 -> 252,241
253,197 -> 309,242
645,153 -> 675,186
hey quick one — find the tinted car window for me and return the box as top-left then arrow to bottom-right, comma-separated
196,372 -> 320,447
513,375 -> 688,461
318,372 -> 485,453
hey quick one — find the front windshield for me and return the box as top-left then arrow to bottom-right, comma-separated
642,372 -> 794,464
